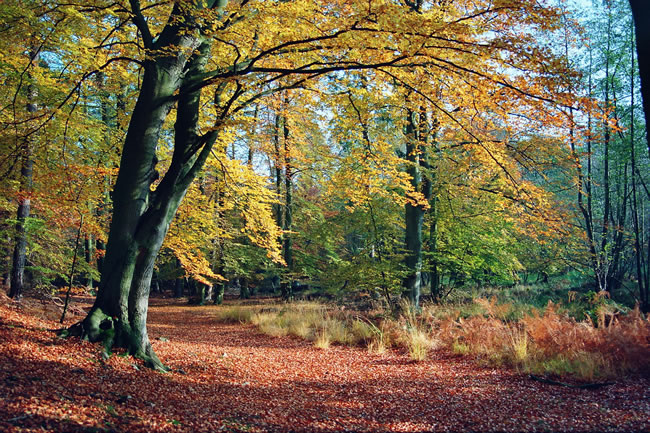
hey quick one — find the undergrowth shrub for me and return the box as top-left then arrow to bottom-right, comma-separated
436,298 -> 650,380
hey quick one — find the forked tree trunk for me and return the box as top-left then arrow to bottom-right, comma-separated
67,8 -> 217,369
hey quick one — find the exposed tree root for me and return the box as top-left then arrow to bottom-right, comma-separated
58,309 -> 169,372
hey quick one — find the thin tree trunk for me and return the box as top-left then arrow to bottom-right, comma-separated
212,181 -> 225,305
282,112 -> 294,301
61,215 -> 84,323
9,48 -> 38,299
174,258 -> 184,298
273,112 -> 283,228
9,149 -> 33,299
599,8 -> 612,292
84,234 -> 94,289
403,107 -> 423,308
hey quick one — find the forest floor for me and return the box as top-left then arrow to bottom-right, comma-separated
1,294 -> 649,433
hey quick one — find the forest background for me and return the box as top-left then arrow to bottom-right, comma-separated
1,0 -> 649,374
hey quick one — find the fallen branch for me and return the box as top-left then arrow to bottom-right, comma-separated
8,414 -> 32,423
529,374 -> 615,389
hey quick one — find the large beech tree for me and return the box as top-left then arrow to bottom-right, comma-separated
51,0 -> 580,368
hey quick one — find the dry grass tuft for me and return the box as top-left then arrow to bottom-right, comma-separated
406,328 -> 437,361
314,331 -> 331,349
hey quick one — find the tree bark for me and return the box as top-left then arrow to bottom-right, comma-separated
628,17 -> 649,312
69,3 -> 220,370
9,48 -> 38,299
629,0 -> 650,153
84,234 -> 94,289
281,114 -> 294,301
9,150 -> 33,299
403,107 -> 423,308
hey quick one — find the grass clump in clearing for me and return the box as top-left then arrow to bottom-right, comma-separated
243,301 -> 392,351
214,306 -> 256,324
216,291 -> 650,381
322,318 -> 348,344
349,319 -> 375,345
396,300 -> 438,361
509,328 -> 529,363
251,304 -> 325,340
254,312 -> 289,337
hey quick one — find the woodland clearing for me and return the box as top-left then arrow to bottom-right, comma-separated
1,294 -> 649,433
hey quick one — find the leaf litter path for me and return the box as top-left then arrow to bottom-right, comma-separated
1,297 -> 649,433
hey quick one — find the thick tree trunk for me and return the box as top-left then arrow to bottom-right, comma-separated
629,0 -> 650,152
214,283 -> 225,305
68,7 -> 213,369
419,110 -> 438,300
404,204 -> 424,307
627,18 -> 650,312
240,278 -> 250,299
174,275 -> 185,298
